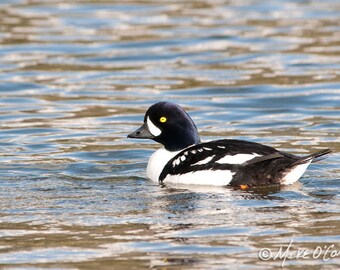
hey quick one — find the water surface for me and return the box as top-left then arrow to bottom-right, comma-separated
0,0 -> 339,269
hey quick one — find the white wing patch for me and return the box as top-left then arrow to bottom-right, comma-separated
191,155 -> 215,166
163,170 -> 235,186
216,153 -> 260,165
172,156 -> 181,167
282,161 -> 311,185
147,116 -> 161,137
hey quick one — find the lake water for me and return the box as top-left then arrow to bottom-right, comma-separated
0,0 -> 339,269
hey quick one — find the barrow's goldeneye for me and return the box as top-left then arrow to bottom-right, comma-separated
128,102 -> 331,187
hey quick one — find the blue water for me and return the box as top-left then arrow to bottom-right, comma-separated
0,0 -> 339,269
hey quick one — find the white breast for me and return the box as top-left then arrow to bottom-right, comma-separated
146,148 -> 180,182
146,147 -> 236,186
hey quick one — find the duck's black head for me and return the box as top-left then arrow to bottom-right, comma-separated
128,102 -> 201,151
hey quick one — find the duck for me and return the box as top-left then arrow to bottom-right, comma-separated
128,102 -> 331,187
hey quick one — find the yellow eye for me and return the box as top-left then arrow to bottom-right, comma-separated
160,117 -> 167,123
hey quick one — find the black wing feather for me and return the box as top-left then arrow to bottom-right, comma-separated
159,139 -> 287,182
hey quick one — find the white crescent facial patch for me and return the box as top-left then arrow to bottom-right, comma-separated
147,116 -> 161,137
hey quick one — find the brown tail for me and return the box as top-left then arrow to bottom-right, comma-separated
294,149 -> 332,165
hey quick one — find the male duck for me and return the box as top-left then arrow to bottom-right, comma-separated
128,102 -> 331,187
